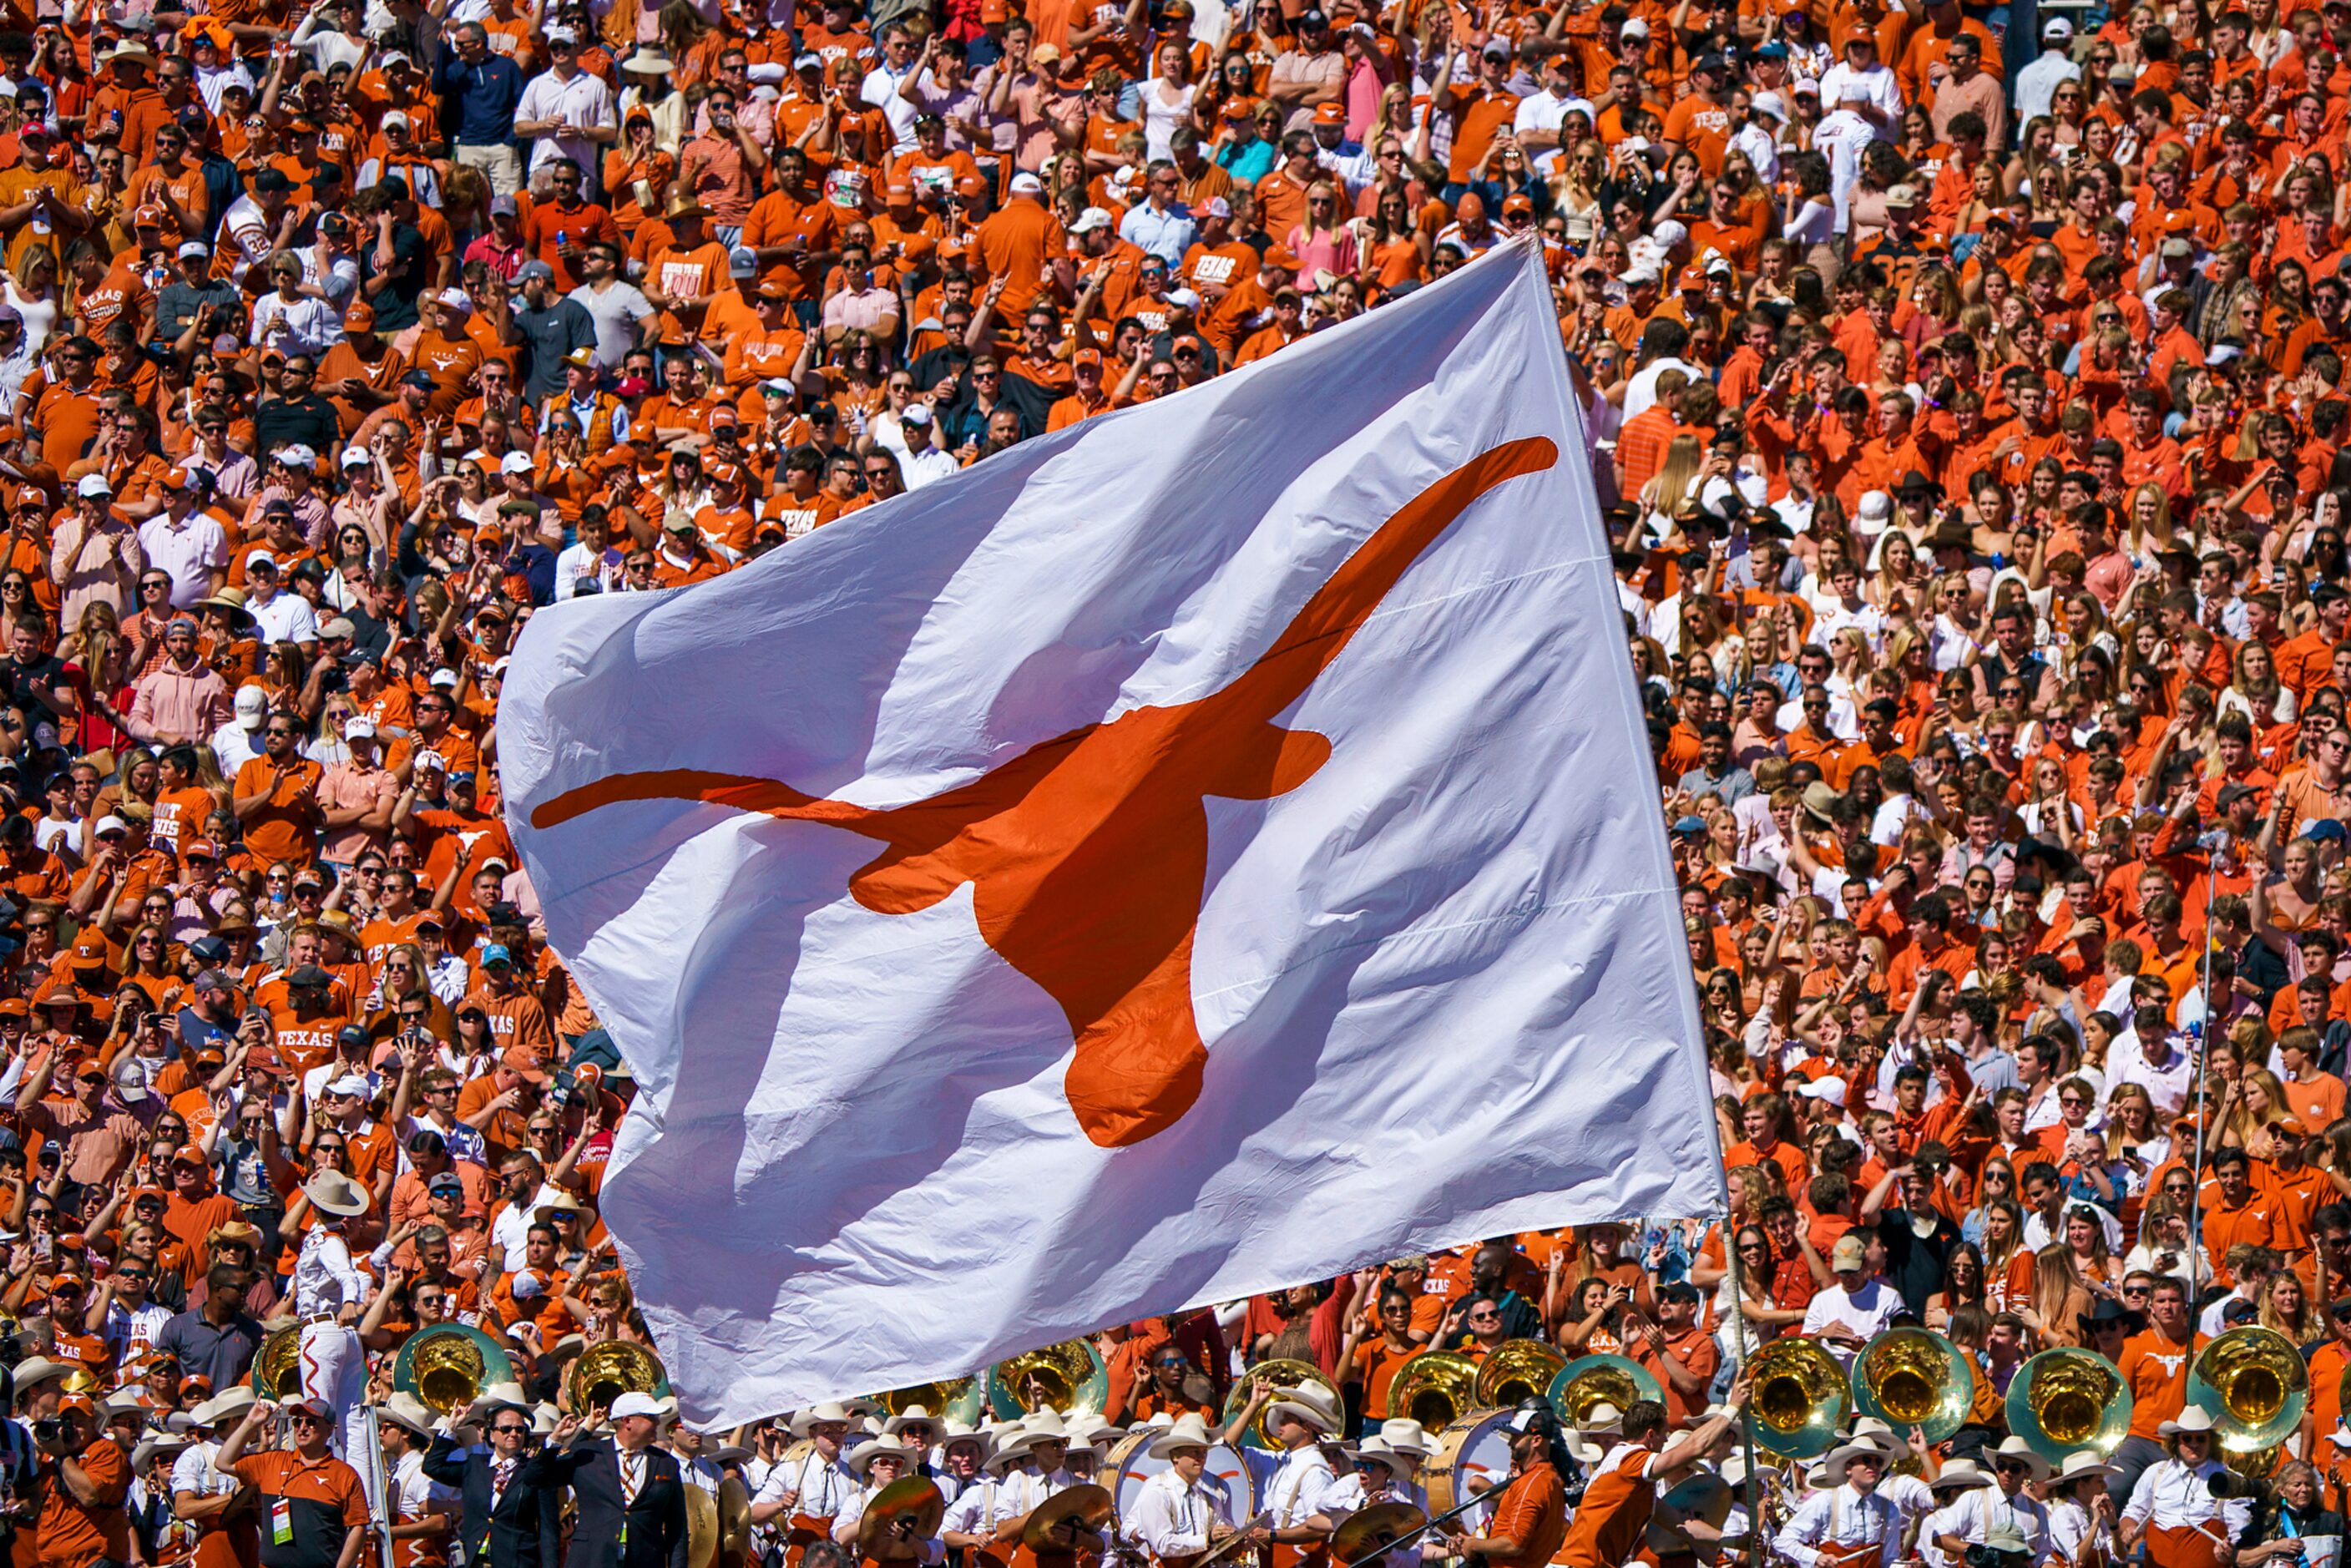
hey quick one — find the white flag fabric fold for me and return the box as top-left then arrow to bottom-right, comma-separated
500,235 -> 1722,1425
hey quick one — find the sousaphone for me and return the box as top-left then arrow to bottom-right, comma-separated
1545,1354 -> 1663,1431
393,1324 -> 518,1415
568,1340 -> 669,1414
2191,1326 -> 2308,1454
250,1324 -> 303,1398
1388,1353 -> 1480,1432
2005,1348 -> 2131,1464
1743,1338 -> 1848,1459
1472,1341 -> 1565,1409
987,1341 -> 1109,1419
1849,1329 -> 1974,1445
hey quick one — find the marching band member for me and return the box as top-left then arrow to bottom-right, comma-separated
377,1394 -> 460,1568
294,1172 -> 375,1474
1126,1415 -> 1245,1568
1915,1459 -> 1992,1568
2120,1408 -> 2252,1568
834,1436 -> 945,1565
752,1403 -> 862,1568
1226,1381 -> 1343,1568
933,1425 -> 992,1507
1935,1439 -> 2057,1567
887,1409 -> 943,1477
170,1388 -> 259,1568
1560,1382 -> 1747,1568
2045,1452 -> 2121,1568
666,1425 -> 727,1497
1322,1429 -> 1430,1568
1842,1422 -> 1935,1538
993,1412 -> 1081,1547
943,1418 -> 1032,1565
1774,1439 -> 1903,1568
1436,1403 -> 1577,1568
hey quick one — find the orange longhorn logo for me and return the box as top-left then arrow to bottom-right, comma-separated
531,438 -> 1559,1146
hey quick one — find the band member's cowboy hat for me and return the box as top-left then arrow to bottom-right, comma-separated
466,1382 -> 533,1421
189,1386 -> 256,1428
379,1393 -> 437,1439
1266,1384 -> 1341,1436
1374,1419 -> 1434,1459
2053,1451 -> 2117,1485
846,1434 -> 919,1474
1926,1459 -> 1989,1492
2159,1405 -> 2221,1437
1147,1413 -> 1218,1459
1985,1436 -> 2050,1482
1823,1443 -> 1888,1482
939,1419 -> 994,1463
790,1402 -> 857,1437
882,1404 -> 940,1437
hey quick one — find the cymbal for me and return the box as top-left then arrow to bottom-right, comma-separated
1021,1484 -> 1114,1550
685,1483 -> 720,1568
858,1477 -> 946,1560
1332,1503 -> 1426,1562
717,1475 -> 753,1564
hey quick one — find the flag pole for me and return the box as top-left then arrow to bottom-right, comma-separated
1721,1233 -> 1764,1568
2183,850 -> 2218,1397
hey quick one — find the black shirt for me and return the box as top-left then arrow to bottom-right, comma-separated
252,394 -> 341,457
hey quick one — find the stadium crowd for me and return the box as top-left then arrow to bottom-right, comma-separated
0,0 -> 2343,1560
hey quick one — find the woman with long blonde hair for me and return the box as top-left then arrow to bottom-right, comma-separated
1641,432 -> 1706,529
2021,1243 -> 2095,1348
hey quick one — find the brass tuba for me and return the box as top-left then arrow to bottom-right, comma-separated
1220,1358 -> 1343,1449
2190,1326 -> 2308,1454
1545,1354 -> 1664,1432
986,1340 -> 1109,1419
1388,1352 -> 1481,1431
1850,1329 -> 1974,1445
569,1340 -> 667,1414
872,1379 -> 984,1424
395,1324 -> 518,1416
1474,1341 -> 1567,1409
1745,1338 -> 1849,1459
250,1325 -> 303,1399
2005,1348 -> 2131,1464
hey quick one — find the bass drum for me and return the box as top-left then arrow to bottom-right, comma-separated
1425,1409 -> 1514,1520
1104,1429 -> 1258,1528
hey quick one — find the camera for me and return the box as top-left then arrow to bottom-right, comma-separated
1965,1550 -> 2029,1568
2208,1472 -> 2257,1500
29,1419 -> 59,1446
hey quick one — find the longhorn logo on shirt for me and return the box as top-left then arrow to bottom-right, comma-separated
529,439 -> 1557,1147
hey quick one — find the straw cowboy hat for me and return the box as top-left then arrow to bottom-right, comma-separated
939,1419 -> 994,1463
303,1170 -> 370,1218
882,1404 -> 941,1437
1147,1413 -> 1218,1459
2159,1405 -> 2221,1437
790,1402 -> 856,1438
1266,1384 -> 1341,1436
988,1418 -> 1048,1472
1985,1436 -> 2050,1483
846,1434 -> 919,1475
132,1432 -> 190,1470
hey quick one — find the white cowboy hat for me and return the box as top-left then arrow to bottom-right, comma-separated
1377,1419 -> 1434,1458
1266,1385 -> 1340,1436
882,1404 -> 940,1437
13,1358 -> 70,1391
467,1383 -> 533,1420
1985,1437 -> 2050,1483
1354,1438 -> 1408,1472
1576,1402 -> 1626,1437
1824,1443 -> 1888,1482
988,1419 -> 1044,1471
1148,1413 -> 1218,1459
303,1170 -> 370,1218
1067,1411 -> 1124,1444
532,1403 -> 562,1438
132,1433 -> 190,1470
939,1419 -> 994,1462
846,1434 -> 919,1475
190,1387 -> 257,1428
2159,1405 -> 2220,1437
1926,1458 -> 1990,1492
790,1402 -> 856,1437
2055,1451 -> 2118,1485
378,1393 -> 437,1439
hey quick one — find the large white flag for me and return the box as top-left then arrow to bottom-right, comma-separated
500,237 -> 1721,1425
